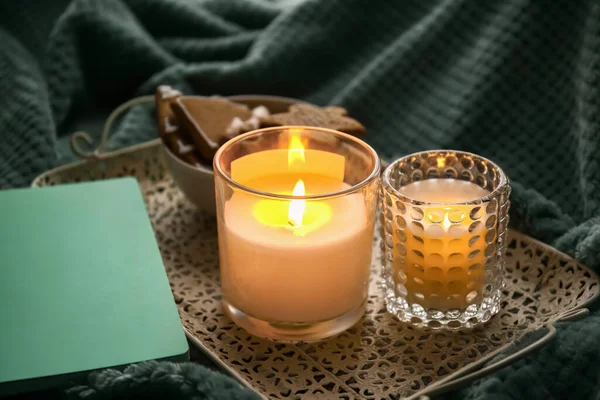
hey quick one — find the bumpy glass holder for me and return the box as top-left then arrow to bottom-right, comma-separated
381,150 -> 510,329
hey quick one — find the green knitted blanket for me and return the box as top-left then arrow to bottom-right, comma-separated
2,0 -> 600,399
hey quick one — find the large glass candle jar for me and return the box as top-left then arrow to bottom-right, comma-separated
381,150 -> 510,329
213,126 -> 380,341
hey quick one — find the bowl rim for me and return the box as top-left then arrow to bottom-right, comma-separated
163,94 -> 309,175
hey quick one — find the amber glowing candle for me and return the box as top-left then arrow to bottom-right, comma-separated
398,179 -> 490,311
381,151 -> 510,330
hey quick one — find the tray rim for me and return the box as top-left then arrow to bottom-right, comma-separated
31,139 -> 600,399
32,138 -> 164,186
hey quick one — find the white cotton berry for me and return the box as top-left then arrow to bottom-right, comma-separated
225,117 -> 245,137
245,116 -> 260,131
252,105 -> 270,120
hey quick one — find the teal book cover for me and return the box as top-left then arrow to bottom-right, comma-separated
0,178 -> 188,395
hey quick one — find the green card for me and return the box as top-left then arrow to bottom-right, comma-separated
0,178 -> 188,395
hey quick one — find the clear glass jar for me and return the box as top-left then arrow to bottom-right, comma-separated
214,126 -> 380,341
380,150 -> 510,329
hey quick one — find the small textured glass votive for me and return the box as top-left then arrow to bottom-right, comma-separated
214,126 -> 380,341
380,150 -> 510,329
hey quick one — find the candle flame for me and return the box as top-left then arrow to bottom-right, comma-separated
288,133 -> 305,167
443,213 -> 452,230
437,156 -> 445,168
288,180 -> 305,227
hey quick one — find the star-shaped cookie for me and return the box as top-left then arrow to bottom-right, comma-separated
261,104 -> 366,137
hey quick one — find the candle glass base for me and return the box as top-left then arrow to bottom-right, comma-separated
223,298 -> 366,341
380,150 -> 510,330
382,280 -> 503,329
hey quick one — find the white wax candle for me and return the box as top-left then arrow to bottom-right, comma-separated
399,179 -> 490,202
220,174 -> 373,323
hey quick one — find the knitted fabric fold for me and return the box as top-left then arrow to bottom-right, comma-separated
1,0 -> 600,398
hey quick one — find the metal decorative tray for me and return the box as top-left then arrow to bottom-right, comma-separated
33,140 -> 599,400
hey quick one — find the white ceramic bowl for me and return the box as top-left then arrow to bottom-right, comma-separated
163,95 -> 303,213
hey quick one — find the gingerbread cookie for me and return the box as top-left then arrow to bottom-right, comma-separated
171,96 -> 253,161
261,104 -> 366,137
155,86 -> 204,167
